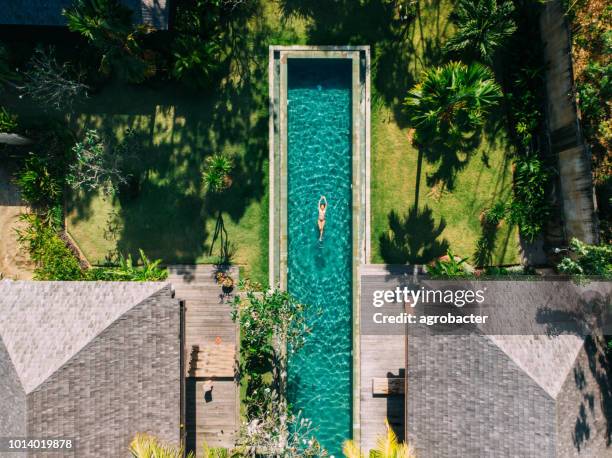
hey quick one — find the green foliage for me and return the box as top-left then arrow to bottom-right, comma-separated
0,106 -> 17,132
232,283 -> 312,418
427,250 -> 471,277
557,238 -> 612,277
508,66 -> 546,150
16,214 -> 83,280
445,0 -> 517,63
129,433 -> 194,458
576,60 -> 612,150
66,129 -> 127,195
483,201 -> 507,226
63,0 -> 154,83
172,0 -> 225,87
85,249 -> 168,281
16,154 -> 63,211
202,153 -> 234,193
404,61 -> 501,146
507,154 -> 551,242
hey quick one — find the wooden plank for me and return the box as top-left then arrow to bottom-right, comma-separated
372,377 -> 405,395
170,265 -> 239,452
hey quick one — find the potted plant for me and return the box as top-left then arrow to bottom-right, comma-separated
221,275 -> 234,294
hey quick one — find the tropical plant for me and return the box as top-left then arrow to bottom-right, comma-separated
232,284 -> 312,415
203,153 -> 234,193
444,0 -> 517,63
129,433 -> 194,458
66,129 -> 128,196
482,201 -> 506,226
201,442 -> 233,458
173,36 -> 222,84
172,0 -> 225,86
63,0 -> 154,83
0,106 -> 17,132
427,249 -> 471,277
557,238 -> 612,277
16,214 -> 83,281
21,47 -> 88,110
507,154 -> 551,242
85,249 -> 168,281
343,419 -> 415,458
404,62 -> 501,147
16,154 -> 63,210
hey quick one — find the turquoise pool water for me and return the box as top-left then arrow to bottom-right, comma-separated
286,59 -> 353,455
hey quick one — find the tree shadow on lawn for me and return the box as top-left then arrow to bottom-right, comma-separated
379,205 -> 449,264
68,51 -> 268,264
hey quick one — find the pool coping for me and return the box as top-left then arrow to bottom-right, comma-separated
268,45 -> 371,446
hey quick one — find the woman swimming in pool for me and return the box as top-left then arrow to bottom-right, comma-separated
317,196 -> 327,241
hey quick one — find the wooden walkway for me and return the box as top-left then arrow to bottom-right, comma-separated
168,265 -> 239,453
359,265 -> 409,451
360,334 -> 405,451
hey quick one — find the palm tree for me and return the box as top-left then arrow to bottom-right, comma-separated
202,153 -> 234,193
129,433 -> 194,458
444,0 -> 517,64
404,61 -> 501,147
342,419 -> 416,458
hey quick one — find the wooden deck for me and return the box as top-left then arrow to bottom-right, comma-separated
360,334 -> 405,451
168,265 -> 239,453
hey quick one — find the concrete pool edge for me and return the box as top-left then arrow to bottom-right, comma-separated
268,45 -> 371,446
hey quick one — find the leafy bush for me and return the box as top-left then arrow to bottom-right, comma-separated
16,154 -> 63,211
202,153 -> 234,193
172,0 -> 226,87
427,250 -> 471,277
0,106 -> 17,132
508,66 -> 546,151
483,201 -> 507,226
576,60 -> 612,157
232,284 -> 311,416
444,0 -> 516,63
64,0 -> 155,83
66,129 -> 128,196
16,214 -> 83,280
507,154 -> 551,242
85,249 -> 168,281
557,238 -> 612,277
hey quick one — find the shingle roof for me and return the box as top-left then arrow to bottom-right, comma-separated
0,0 -> 169,29
0,280 -> 167,393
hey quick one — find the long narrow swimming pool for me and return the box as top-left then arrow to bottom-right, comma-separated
286,59 -> 353,455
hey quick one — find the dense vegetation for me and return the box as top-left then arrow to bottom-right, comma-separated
564,0 -> 612,243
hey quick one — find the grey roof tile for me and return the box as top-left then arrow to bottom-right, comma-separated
0,280 -> 167,393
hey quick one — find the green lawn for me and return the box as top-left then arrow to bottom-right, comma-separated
65,0 -> 519,284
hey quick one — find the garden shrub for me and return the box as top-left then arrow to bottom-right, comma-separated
557,238 -> 612,277
172,0 -> 226,87
66,129 -> 128,196
0,106 -> 18,132
16,154 -> 63,212
427,250 -> 471,277
85,250 -> 168,281
507,154 -> 551,242
16,214 -> 83,280
64,0 -> 155,83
